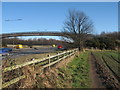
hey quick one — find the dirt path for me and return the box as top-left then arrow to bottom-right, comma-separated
89,52 -> 105,88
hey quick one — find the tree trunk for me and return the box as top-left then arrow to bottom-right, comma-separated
78,46 -> 83,51
78,42 -> 84,51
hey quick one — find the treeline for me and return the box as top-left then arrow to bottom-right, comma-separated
2,31 -> 120,50
85,32 -> 120,50
2,38 -> 67,47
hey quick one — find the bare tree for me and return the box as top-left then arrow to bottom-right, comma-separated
62,10 -> 94,51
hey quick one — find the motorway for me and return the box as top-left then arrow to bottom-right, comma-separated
11,47 -> 57,54
1,47 -> 57,60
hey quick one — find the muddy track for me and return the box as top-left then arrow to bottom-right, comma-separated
90,52 -> 119,89
89,52 -> 105,88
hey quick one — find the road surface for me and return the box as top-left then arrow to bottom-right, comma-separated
1,47 -> 57,60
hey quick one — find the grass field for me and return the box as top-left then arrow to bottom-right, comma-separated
92,50 -> 119,80
2,52 -> 57,68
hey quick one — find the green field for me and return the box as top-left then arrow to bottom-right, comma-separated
92,50 -> 120,80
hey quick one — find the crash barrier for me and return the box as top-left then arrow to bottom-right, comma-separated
2,48 -> 78,88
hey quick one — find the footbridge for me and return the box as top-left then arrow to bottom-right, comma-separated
0,32 -> 67,38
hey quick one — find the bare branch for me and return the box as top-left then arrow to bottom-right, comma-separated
62,9 -> 94,51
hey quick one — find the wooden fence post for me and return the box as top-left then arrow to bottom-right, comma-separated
68,51 -> 70,57
2,48 -> 78,88
73,49 -> 76,56
48,54 -> 50,69
57,52 -> 59,61
63,51 -> 65,59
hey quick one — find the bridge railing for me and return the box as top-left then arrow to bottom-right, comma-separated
1,31 -> 62,35
1,48 -> 78,88
1,31 -> 65,38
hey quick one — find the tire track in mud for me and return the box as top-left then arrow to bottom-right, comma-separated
90,52 -> 119,89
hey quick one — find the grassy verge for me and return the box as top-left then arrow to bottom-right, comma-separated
32,51 -> 91,88
57,51 -> 91,88
2,52 -> 57,68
